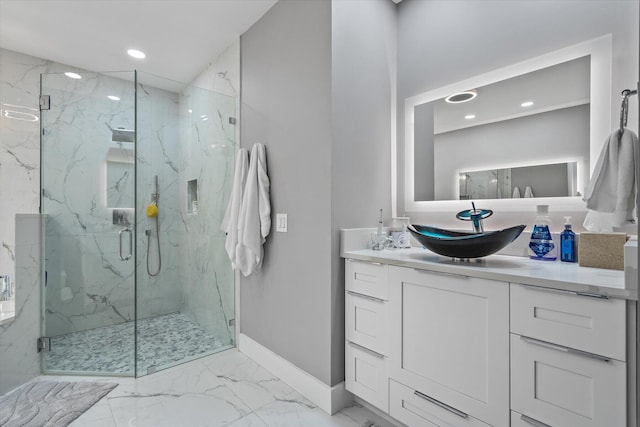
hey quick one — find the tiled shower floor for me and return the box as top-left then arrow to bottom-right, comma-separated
45,312 -> 231,375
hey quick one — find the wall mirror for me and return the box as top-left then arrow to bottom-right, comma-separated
404,35 -> 612,213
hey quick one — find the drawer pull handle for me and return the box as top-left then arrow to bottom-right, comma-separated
521,414 -> 551,427
347,259 -> 382,266
519,284 -> 609,300
412,268 -> 468,279
413,390 -> 468,419
347,291 -> 385,303
576,291 -> 610,300
520,336 -> 611,362
348,341 -> 384,359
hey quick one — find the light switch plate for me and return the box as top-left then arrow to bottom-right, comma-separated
276,213 -> 287,232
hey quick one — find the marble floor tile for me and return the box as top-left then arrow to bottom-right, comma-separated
253,400 -> 394,427
226,413 -> 270,426
202,349 -> 301,411
51,348 -> 398,427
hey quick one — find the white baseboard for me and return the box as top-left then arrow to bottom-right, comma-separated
238,333 -> 353,414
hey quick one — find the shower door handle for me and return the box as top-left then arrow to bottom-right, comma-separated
119,227 -> 133,261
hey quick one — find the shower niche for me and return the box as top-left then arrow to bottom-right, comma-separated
187,179 -> 198,214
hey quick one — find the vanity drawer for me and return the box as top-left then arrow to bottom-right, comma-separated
345,341 -> 389,413
511,333 -> 626,427
389,379 -> 491,427
345,259 -> 388,300
345,291 -> 388,355
510,283 -> 626,361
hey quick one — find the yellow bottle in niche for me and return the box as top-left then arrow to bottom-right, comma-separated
146,203 -> 158,218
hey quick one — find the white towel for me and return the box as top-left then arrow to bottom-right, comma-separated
237,143 -> 271,277
512,187 -> 521,198
524,186 -> 534,198
584,128 -> 638,231
221,148 -> 249,269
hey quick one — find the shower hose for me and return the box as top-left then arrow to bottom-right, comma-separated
147,211 -> 162,276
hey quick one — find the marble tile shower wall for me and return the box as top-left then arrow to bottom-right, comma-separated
0,49 -> 61,300
135,81 -> 183,321
42,73 -> 182,336
0,215 -> 43,395
178,41 -> 239,346
42,71 -> 138,336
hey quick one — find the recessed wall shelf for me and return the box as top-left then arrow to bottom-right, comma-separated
187,179 -> 198,214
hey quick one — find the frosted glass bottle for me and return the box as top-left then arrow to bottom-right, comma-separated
528,205 -> 557,261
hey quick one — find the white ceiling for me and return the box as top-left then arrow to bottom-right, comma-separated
0,0 -> 277,88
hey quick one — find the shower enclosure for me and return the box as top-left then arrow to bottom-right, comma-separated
39,70 -> 236,376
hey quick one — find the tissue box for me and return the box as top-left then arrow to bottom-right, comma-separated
578,232 -> 629,270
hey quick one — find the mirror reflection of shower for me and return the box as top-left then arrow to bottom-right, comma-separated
146,175 -> 161,276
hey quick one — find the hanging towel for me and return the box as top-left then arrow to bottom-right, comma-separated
583,128 -> 638,231
524,186 -> 534,198
221,148 -> 249,269
237,143 -> 271,277
512,187 -> 521,198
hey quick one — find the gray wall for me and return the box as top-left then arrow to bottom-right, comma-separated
397,0 -> 639,229
414,102 -> 435,201
240,0 -> 396,387
511,163 -> 571,199
331,0 -> 396,386
432,105 -> 590,200
240,0 -> 334,385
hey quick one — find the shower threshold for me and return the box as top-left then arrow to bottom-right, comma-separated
44,312 -> 232,376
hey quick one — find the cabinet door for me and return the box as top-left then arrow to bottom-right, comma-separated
345,291 -> 388,355
389,266 -> 509,427
511,333 -> 626,427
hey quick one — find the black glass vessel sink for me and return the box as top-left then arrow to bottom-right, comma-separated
408,224 -> 526,259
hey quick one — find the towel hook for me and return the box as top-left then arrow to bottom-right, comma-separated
619,88 -> 638,139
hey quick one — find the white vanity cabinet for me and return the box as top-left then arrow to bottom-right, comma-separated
387,266 -> 510,427
344,259 -> 390,412
510,283 -> 628,427
343,250 -> 634,426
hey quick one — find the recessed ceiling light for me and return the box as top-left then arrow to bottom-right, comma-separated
445,90 -> 477,104
464,114 -> 476,120
108,95 -> 120,101
188,109 -> 193,113
521,101 -> 534,107
64,72 -> 82,79
202,117 -> 209,121
127,49 -> 146,59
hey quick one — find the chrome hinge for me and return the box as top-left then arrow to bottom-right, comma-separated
37,336 -> 51,353
39,95 -> 50,111
228,319 -> 235,327
228,117 -> 237,125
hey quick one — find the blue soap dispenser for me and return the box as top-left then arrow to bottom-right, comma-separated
529,205 -> 557,261
560,216 -> 576,263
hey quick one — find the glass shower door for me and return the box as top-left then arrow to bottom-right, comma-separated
40,71 -> 137,375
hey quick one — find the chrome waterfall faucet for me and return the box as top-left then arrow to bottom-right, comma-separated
456,202 -> 493,233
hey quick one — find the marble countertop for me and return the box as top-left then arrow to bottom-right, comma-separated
342,247 -> 636,300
